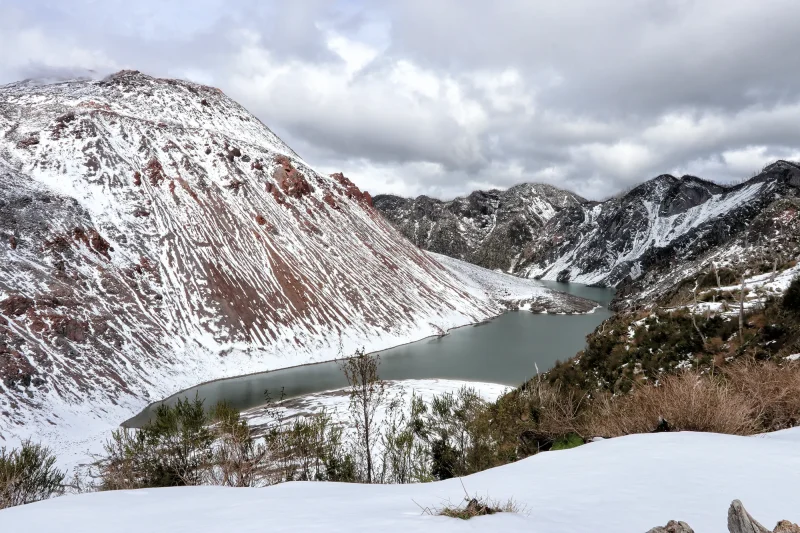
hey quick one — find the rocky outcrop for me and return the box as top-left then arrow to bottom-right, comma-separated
374,183 -> 585,271
377,162 -> 800,312
518,167 -> 800,292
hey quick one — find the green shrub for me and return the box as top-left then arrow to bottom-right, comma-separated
551,433 -> 584,451
0,440 -> 65,509
98,395 -> 214,490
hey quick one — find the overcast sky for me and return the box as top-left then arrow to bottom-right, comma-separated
3,0 -> 800,199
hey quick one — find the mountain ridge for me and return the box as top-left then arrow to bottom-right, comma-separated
374,183 -> 586,272
376,162 -> 800,309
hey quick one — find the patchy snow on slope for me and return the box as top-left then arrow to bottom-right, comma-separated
374,183 -> 585,272
2,430 -> 798,533
671,262 -> 800,316
518,168 -> 800,290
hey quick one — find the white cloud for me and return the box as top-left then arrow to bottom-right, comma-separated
4,0 -> 800,200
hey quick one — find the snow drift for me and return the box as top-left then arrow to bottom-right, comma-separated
2,429 -> 798,532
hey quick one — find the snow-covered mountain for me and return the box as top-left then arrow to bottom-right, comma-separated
517,164 -> 800,291
379,164 -> 800,307
0,71 -> 590,448
374,184 -> 585,272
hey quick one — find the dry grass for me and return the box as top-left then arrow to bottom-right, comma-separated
519,378 -> 585,439
416,480 -> 525,520
579,359 -> 800,438
583,372 -> 758,437
724,359 -> 800,431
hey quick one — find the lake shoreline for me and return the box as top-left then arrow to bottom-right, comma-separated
123,283 -> 615,428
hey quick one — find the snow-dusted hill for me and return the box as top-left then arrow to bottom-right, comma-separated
0,71 -> 591,449
3,429 -> 799,532
374,184 -> 585,272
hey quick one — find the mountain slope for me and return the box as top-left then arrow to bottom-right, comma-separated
374,184 -> 585,272
0,71 -> 589,447
517,164 -> 800,293
379,164 -> 800,310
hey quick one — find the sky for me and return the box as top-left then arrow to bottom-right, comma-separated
3,0 -> 800,200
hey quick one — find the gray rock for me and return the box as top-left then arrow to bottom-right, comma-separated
646,520 -> 695,533
728,500 -> 770,533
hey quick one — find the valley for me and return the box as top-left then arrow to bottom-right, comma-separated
1,70 -> 799,532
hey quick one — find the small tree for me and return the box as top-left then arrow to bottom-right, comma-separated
208,402 -> 270,487
0,440 -> 65,509
339,348 -> 387,483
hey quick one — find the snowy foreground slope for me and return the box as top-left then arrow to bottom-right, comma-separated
0,71 -> 590,456
3,430 -> 799,533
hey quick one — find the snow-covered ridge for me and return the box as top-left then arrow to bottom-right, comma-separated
3,429 -> 799,532
0,71 -> 589,457
375,165 -> 800,302
517,167 -> 800,290
374,183 -> 586,272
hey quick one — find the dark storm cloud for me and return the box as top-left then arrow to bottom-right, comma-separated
2,0 -> 800,199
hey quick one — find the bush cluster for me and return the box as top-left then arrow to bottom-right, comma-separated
0,440 -> 65,509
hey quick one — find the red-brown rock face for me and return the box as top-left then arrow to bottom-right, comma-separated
0,70 -> 496,447
331,172 -> 373,207
274,155 -> 314,199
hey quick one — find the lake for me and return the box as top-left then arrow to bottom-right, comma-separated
124,282 -> 614,427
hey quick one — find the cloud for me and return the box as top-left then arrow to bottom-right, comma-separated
2,0 -> 800,200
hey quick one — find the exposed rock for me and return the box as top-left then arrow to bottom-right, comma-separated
273,155 -> 313,199
645,500 -> 798,533
374,183 -> 585,271
646,520 -> 695,533
1,295 -> 34,316
332,172 -> 372,207
728,500 -> 770,533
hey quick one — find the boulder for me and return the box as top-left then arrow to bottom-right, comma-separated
644,500 -> 799,533
646,520 -> 695,533
728,500 -> 770,533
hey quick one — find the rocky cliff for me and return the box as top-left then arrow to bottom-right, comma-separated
374,184 -> 585,272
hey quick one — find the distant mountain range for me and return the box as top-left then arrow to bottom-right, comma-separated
374,184 -> 586,272
376,163 -> 800,309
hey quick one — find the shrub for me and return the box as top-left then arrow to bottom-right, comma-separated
0,440 -> 65,509
783,276 -> 800,314
724,359 -> 800,431
418,481 -> 525,520
433,496 -> 523,520
583,372 -> 757,437
98,395 -> 214,490
551,433 -> 584,451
